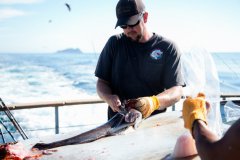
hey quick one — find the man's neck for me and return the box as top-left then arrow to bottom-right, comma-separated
140,30 -> 153,43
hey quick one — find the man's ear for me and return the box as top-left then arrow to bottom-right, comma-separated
143,12 -> 148,23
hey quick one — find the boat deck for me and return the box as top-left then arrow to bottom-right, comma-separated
21,111 -> 200,160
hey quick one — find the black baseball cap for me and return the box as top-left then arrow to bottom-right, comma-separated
115,0 -> 145,29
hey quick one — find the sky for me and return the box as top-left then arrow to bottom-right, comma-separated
0,0 -> 240,53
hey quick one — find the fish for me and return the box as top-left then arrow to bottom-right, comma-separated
32,108 -> 142,150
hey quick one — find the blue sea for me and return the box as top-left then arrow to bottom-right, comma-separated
0,52 -> 108,142
0,52 -> 240,142
212,52 -> 240,93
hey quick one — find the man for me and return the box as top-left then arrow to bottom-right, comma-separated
95,0 -> 184,120
182,93 -> 240,160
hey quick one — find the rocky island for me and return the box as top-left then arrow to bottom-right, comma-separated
56,48 -> 82,54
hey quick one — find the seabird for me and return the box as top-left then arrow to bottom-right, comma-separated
65,3 -> 71,12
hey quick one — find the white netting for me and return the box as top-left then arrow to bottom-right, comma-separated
181,48 -> 223,137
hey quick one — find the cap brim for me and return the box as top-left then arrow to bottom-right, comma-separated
115,14 -> 140,29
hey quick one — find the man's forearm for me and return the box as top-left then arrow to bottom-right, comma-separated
96,78 -> 121,112
156,86 -> 183,109
96,79 -> 112,102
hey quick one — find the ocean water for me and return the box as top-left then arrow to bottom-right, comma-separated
0,52 -> 240,142
0,53 -> 108,142
212,52 -> 240,94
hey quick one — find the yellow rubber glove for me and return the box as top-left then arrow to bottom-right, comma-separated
126,96 -> 160,118
182,93 -> 207,133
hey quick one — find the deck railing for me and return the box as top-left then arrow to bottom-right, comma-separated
3,94 -> 240,134
5,98 -> 105,134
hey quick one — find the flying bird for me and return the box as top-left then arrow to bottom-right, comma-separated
65,3 -> 71,12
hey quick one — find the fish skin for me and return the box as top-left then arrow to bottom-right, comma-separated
32,109 -> 142,150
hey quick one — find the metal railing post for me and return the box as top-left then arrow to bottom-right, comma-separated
55,106 -> 59,134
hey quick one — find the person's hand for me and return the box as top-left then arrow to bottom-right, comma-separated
106,95 -> 121,112
125,109 -> 142,129
182,93 -> 207,132
125,96 -> 160,118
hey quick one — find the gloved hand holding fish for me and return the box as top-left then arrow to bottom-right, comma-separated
125,96 -> 160,118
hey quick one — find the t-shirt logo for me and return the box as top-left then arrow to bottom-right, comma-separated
150,49 -> 163,60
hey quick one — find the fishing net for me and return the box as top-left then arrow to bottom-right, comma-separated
181,48 -> 223,137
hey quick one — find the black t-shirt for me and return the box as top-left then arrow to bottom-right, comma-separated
95,33 -> 184,101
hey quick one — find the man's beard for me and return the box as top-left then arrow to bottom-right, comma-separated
127,32 -> 142,42
134,34 -> 142,42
